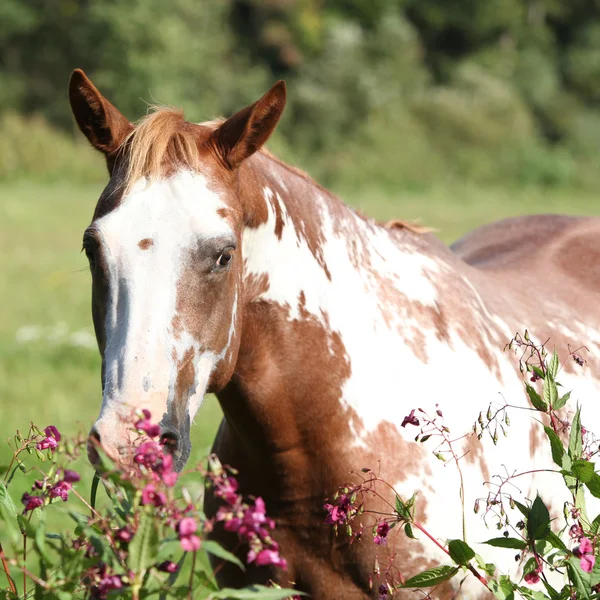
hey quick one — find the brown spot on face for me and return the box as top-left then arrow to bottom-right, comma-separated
138,238 -> 153,250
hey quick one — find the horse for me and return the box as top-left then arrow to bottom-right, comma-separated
68,68 -> 600,598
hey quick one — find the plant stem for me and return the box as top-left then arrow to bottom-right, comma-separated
412,522 -> 489,588
0,541 -> 17,594
22,531 -> 27,598
188,550 -> 197,600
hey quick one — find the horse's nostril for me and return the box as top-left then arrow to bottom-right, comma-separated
160,432 -> 179,454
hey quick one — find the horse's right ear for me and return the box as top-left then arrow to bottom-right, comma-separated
68,69 -> 133,173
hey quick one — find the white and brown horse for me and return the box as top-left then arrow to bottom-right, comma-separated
69,69 -> 600,598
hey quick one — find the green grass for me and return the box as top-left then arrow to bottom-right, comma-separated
1,177 -> 600,592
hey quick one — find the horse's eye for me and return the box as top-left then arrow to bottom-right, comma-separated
216,250 -> 233,270
85,247 -> 96,268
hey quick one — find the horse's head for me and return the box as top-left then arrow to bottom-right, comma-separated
69,69 -> 286,470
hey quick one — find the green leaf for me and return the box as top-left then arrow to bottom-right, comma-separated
572,460 -> 595,483
128,514 -> 159,574
586,473 -> 600,499
400,565 -> 459,588
567,557 -> 591,600
554,391 -> 571,411
543,377 -> 558,411
483,537 -> 527,550
526,385 -> 547,412
569,407 -> 582,459
527,495 -> 550,541
395,495 -> 410,520
531,366 -> 545,381
90,472 -> 100,511
514,500 -> 530,518
489,575 -> 515,600
34,522 -> 54,565
591,514 -> 600,534
404,523 -> 417,539
546,531 -> 568,553
0,482 -> 17,519
548,350 -> 560,379
202,541 -> 245,572
208,587 -> 307,599
447,539 -> 475,565
543,427 -> 564,467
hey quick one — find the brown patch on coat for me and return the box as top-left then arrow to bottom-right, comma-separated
138,238 -> 153,250
463,434 -> 491,482
529,422 -> 544,459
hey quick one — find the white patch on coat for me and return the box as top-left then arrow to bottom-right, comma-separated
91,171 -> 234,448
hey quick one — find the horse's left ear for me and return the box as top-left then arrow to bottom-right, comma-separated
210,81 -> 286,170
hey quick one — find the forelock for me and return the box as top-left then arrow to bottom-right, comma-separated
117,107 -> 223,195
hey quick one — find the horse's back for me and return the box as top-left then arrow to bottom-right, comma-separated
451,214 -> 600,294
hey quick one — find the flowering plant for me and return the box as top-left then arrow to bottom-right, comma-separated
326,333 -> 600,599
0,412 -> 301,599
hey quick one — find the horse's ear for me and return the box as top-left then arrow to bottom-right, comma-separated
211,81 -> 286,170
68,69 -> 133,173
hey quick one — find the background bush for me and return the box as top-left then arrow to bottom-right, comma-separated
2,0 -> 600,189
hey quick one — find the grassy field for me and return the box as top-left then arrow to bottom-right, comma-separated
1,177 -> 599,590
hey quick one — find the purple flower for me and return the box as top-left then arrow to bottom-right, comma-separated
63,469 -> 81,483
379,584 -> 389,599
401,409 -> 419,428
157,560 -> 178,573
573,353 -> 585,367
49,481 -> 72,501
141,484 -> 166,507
21,493 -> 44,513
374,521 -> 390,546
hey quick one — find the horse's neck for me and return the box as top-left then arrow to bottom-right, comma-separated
216,155 -> 460,496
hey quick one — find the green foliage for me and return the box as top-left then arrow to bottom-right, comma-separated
2,1 -> 600,189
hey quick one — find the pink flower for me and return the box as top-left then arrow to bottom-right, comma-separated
254,548 -> 288,569
178,517 -> 201,552
157,560 -> 178,573
116,526 -> 134,542
581,554 -> 596,573
524,570 -> 541,585
180,535 -> 201,552
44,425 -> 61,441
49,481 -> 72,501
36,425 -> 62,451
214,476 -> 239,505
374,521 -> 390,546
135,417 -> 160,438
580,537 -> 593,555
21,493 -> 44,513
134,441 -> 162,468
141,484 -> 166,507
